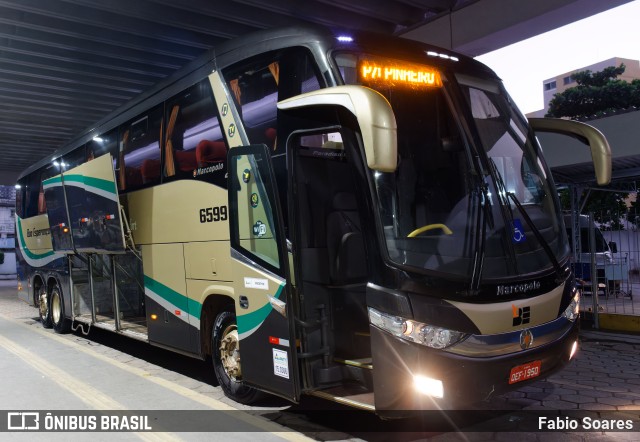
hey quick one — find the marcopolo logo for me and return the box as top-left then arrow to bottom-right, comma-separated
497,280 -> 541,296
512,304 -> 531,327
192,163 -> 224,178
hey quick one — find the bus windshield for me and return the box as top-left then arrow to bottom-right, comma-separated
335,52 -> 569,282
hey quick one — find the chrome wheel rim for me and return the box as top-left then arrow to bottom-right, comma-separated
51,290 -> 61,324
38,288 -> 48,320
219,323 -> 242,381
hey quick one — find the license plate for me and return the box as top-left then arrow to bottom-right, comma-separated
508,360 -> 541,384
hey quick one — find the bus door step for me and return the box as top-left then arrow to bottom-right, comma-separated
309,385 -> 375,411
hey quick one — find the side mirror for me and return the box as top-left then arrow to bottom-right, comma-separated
609,241 -> 618,254
528,118 -> 611,186
278,85 -> 398,172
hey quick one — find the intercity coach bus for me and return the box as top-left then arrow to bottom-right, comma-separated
15,25 -> 611,414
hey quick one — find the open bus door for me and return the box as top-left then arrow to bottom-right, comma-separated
227,144 -> 300,402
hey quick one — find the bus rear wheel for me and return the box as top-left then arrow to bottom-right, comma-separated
211,309 -> 262,404
50,282 -> 71,334
37,284 -> 52,329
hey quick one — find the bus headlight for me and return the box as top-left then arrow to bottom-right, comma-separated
562,290 -> 580,322
368,307 -> 467,349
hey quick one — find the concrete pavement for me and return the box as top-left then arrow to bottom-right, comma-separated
1,279 -> 639,440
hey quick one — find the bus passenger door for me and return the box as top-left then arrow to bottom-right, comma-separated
227,144 -> 299,402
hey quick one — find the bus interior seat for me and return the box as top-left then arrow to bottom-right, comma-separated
326,192 -> 366,285
141,159 -> 161,184
264,127 -> 277,150
174,149 -> 197,172
125,167 -> 143,188
196,140 -> 226,167
38,190 -> 46,214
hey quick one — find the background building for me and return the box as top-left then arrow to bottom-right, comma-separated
527,57 -> 640,118
0,185 -> 16,277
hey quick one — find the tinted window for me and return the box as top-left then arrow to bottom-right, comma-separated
117,105 -> 163,191
62,145 -> 86,170
23,165 -> 58,217
164,79 -> 228,187
223,48 -> 322,156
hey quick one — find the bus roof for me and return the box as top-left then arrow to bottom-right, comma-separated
18,24 -> 496,181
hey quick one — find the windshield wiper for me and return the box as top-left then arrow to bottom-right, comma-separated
487,158 -> 519,274
470,183 -> 488,293
506,192 -> 567,284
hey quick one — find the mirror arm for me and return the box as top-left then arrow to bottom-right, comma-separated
528,117 -> 611,185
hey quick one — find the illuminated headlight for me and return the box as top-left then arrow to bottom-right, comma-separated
368,307 -> 467,349
562,290 -> 580,322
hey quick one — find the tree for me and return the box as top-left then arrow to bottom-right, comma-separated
550,64 -> 638,229
546,64 -> 640,119
559,189 -> 628,231
627,193 -> 640,230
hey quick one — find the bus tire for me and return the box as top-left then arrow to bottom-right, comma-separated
50,282 -> 71,334
37,283 -> 52,329
211,309 -> 263,404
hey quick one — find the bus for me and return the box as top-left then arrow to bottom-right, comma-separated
15,25 -> 611,415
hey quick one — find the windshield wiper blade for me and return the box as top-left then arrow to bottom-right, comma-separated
506,192 -> 567,283
470,185 -> 488,292
487,158 -> 518,274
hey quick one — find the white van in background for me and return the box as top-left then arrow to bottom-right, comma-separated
564,214 -> 616,265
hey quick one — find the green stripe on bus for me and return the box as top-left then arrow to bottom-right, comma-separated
237,283 -> 284,334
63,174 -> 117,195
16,218 -> 55,261
43,176 -> 62,186
143,275 -> 201,320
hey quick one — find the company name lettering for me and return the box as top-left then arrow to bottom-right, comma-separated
497,280 -> 541,296
26,228 -> 50,238
194,163 -> 224,177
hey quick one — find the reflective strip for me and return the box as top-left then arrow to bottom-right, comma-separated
143,275 -> 201,330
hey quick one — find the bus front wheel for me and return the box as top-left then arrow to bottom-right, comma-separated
211,309 -> 262,404
50,282 -> 71,334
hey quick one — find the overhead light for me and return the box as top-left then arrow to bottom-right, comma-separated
93,136 -> 104,142
336,35 -> 353,43
14,184 -> 21,189
426,50 -> 458,62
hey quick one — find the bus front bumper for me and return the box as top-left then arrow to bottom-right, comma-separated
369,317 -> 579,415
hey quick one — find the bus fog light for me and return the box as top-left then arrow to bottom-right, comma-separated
569,340 -> 578,360
414,375 -> 444,398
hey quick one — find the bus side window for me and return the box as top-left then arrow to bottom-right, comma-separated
223,54 -> 279,152
36,165 -> 58,216
223,48 -> 320,155
118,106 -> 163,192
223,48 -> 322,231
87,129 -> 118,163
163,79 -> 228,187
23,172 -> 41,218
15,179 -> 24,219
222,48 -> 322,156
62,145 -> 86,170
